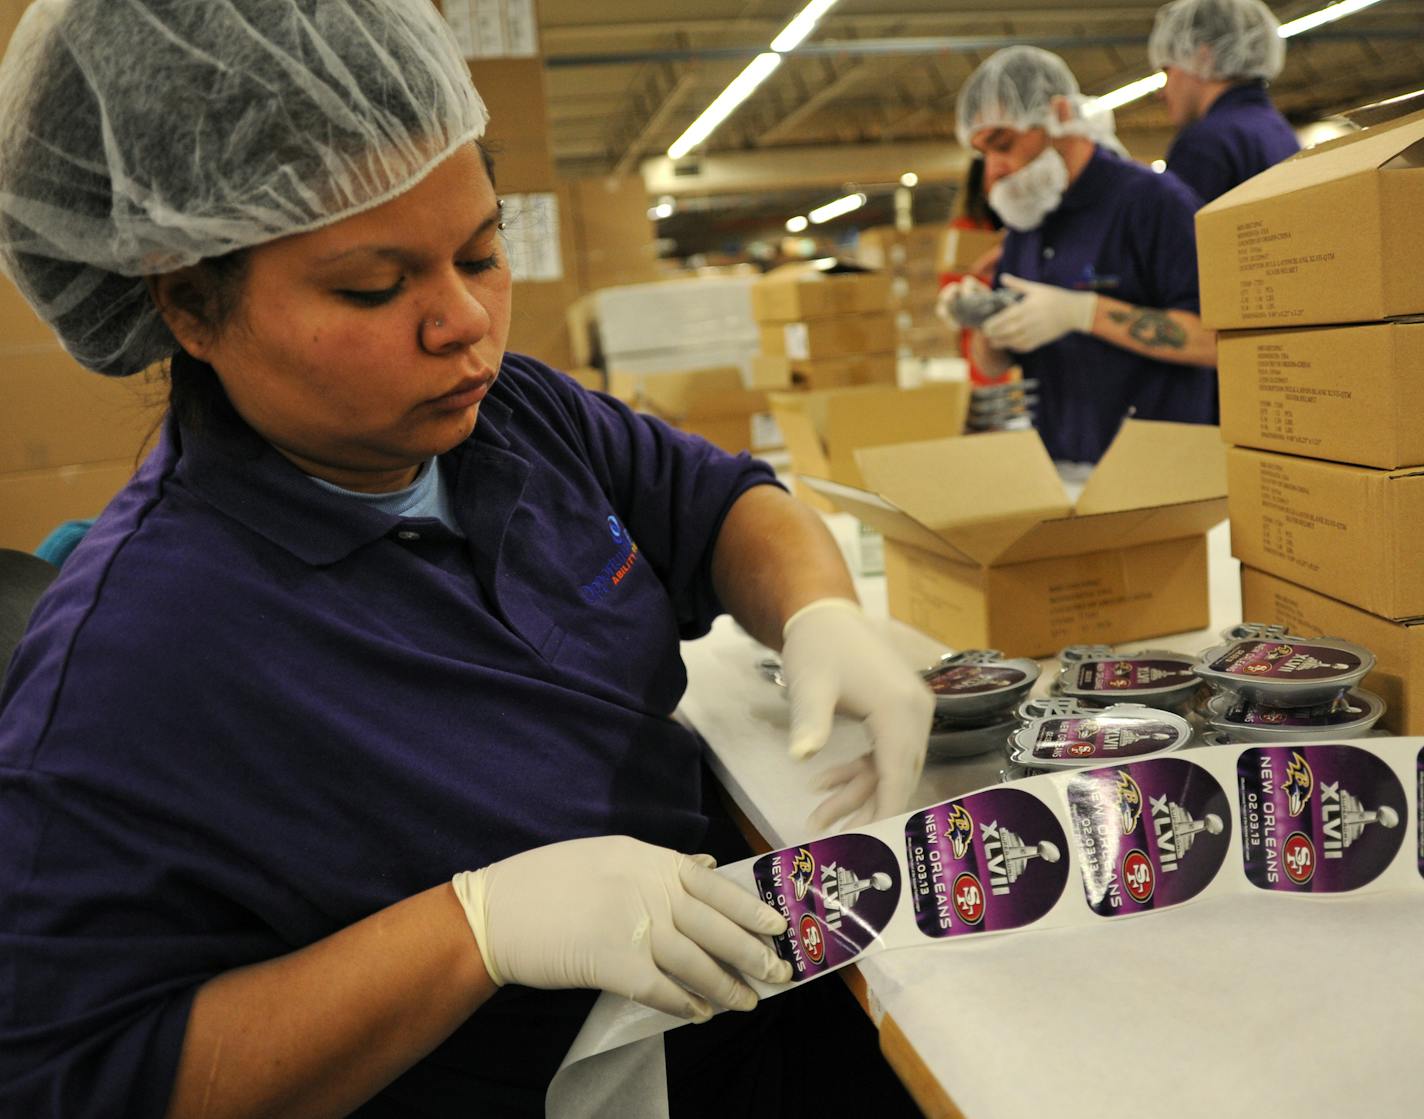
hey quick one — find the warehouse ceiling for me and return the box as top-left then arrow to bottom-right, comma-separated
538,0 -> 1424,191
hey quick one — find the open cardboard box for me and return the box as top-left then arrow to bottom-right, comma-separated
803,419 -> 1228,656
1196,107 -> 1424,330
769,382 -> 969,512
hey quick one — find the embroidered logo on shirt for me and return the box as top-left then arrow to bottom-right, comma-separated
1072,264 -> 1121,292
579,514 -> 640,603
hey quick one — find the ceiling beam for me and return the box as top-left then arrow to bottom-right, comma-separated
611,66 -> 702,177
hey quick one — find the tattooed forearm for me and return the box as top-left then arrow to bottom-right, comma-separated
1107,308 -> 1187,350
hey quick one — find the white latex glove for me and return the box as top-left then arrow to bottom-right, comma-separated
934,274 -> 987,330
453,836 -> 792,1022
981,273 -> 1097,353
779,598 -> 934,831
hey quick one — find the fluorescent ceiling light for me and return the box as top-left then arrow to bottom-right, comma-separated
770,0 -> 838,52
1088,71 -> 1166,114
668,52 -> 781,159
1086,0 -> 1388,115
785,215 -> 810,232
808,192 -> 866,224
667,1 -> 841,159
899,171 -> 919,188
1279,0 -> 1387,38
648,201 -> 675,220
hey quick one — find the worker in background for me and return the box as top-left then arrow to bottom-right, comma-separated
940,46 -> 1217,467
939,158 -> 1008,384
1150,0 -> 1300,203
0,1 -> 933,1114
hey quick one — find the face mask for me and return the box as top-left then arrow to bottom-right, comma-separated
988,145 -> 1070,232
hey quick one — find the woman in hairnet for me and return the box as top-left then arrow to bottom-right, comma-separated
0,2 -> 933,1114
940,46 -> 1218,466
1150,0 -> 1300,204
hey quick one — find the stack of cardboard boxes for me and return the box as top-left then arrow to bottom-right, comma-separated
855,225 -> 957,360
1196,108 -> 1424,732
0,0 -> 158,551
748,268 -> 897,391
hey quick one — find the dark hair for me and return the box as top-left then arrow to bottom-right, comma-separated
166,141 -> 498,434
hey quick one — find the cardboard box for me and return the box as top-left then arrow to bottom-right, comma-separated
1227,446 -> 1424,619
883,534 -> 1209,658
561,176 -> 661,293
770,383 -> 970,510
855,226 -> 947,273
594,277 -> 758,358
508,278 -> 578,371
1196,108 -> 1424,330
802,419 -> 1228,656
757,313 -> 896,362
563,366 -> 605,393
476,57 -> 557,192
941,227 -> 1004,274
751,270 -> 891,322
0,275 -> 55,349
1217,319 -> 1424,468
1240,565 -> 1424,734
0,459 -> 136,552
637,367 -> 778,456
749,352 -> 896,391
0,347 -> 160,474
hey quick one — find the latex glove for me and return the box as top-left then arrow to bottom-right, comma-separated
935,274 -> 988,330
453,836 -> 792,1022
779,598 -> 934,831
981,273 -> 1097,353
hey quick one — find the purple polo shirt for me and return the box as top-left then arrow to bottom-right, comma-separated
1165,81 -> 1300,204
0,353 -> 777,1115
996,146 -> 1217,464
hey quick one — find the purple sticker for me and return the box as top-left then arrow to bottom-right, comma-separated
1238,745 -> 1405,893
1223,694 -> 1364,727
1031,716 -> 1183,761
1066,758 -> 1231,917
928,665 -> 1028,696
1210,641 -> 1361,680
753,834 -> 901,982
1075,659 -> 1196,693
904,788 -> 1069,938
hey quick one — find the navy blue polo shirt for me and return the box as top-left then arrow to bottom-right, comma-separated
996,146 -> 1217,464
0,353 -> 777,1116
1165,81 -> 1300,205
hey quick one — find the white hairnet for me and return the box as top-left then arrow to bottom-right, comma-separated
955,46 -> 1114,149
0,0 -> 488,376
1148,0 -> 1285,82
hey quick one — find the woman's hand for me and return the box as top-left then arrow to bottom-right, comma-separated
779,598 -> 934,830
453,836 -> 791,1022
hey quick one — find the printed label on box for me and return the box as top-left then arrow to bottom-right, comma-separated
1238,744 -> 1405,893
904,789 -> 1068,938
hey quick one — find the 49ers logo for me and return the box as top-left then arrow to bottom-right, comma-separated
1282,832 -> 1316,885
1067,742 -> 1095,757
952,872 -> 986,924
798,914 -> 826,963
1121,849 -> 1155,903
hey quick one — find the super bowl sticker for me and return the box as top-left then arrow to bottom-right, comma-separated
903,788 -> 1069,938
1238,745 -> 1405,893
753,834 -> 901,982
1076,659 -> 1196,693
1210,641 -> 1361,680
929,665 -> 1029,695
1065,758 -> 1231,917
1030,716 -> 1182,761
